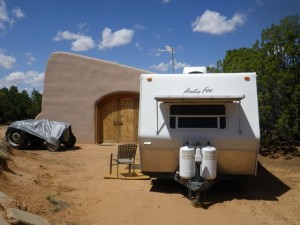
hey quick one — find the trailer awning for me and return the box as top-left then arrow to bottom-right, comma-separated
154,94 -> 245,103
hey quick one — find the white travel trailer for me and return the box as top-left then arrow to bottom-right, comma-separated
138,68 -> 260,205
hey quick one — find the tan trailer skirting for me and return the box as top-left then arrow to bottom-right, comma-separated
140,148 -> 257,175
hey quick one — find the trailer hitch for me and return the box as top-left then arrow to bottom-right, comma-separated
174,172 -> 217,207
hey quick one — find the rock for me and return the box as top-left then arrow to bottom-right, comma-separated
284,154 -> 292,160
0,191 -> 17,210
0,212 -> 10,225
7,208 -> 52,225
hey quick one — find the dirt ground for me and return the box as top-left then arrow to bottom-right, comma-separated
0,126 -> 299,225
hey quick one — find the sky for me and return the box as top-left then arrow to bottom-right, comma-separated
0,0 -> 299,93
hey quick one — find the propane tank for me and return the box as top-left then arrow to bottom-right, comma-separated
200,146 -> 217,180
179,144 -> 195,179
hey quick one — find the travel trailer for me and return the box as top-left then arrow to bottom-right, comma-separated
138,67 -> 260,205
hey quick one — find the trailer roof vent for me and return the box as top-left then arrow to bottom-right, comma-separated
183,67 -> 207,74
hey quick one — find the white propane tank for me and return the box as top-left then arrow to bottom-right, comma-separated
179,145 -> 195,179
200,146 -> 217,180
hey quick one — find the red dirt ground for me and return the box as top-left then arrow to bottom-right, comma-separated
0,126 -> 299,225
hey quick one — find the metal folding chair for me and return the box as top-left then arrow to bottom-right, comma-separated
109,144 -> 137,177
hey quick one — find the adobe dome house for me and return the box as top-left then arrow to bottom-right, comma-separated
36,52 -> 151,144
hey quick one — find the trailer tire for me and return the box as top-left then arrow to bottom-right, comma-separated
7,129 -> 28,149
62,132 -> 76,148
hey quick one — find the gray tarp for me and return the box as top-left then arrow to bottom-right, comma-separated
8,119 -> 71,145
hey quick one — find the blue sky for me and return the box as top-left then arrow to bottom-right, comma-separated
0,0 -> 299,93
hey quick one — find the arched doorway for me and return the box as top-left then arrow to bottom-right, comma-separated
96,93 -> 139,144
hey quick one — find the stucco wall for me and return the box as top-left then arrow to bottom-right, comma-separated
37,52 -> 150,143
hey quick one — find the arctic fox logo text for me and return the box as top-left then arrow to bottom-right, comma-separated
183,87 -> 213,94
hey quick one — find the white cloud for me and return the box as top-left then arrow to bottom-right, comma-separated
148,48 -> 162,57
0,70 -> 44,88
256,0 -> 264,7
150,46 -> 181,57
53,30 -> 95,51
174,61 -> 190,70
53,30 -> 78,41
0,0 -> 9,30
0,0 -> 25,31
135,42 -> 143,51
3,71 -> 25,85
25,71 -> 44,86
249,0 -> 264,13
133,23 -> 145,30
192,10 -> 246,35
150,60 -> 190,72
76,22 -> 90,33
25,52 -> 35,65
12,7 -> 25,19
150,62 -> 170,72
162,0 -> 172,4
99,28 -> 134,50
0,51 -> 16,69
71,36 -> 95,51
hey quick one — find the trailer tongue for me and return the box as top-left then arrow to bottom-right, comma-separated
173,141 -> 217,206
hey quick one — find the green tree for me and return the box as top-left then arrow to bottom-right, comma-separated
207,60 -> 223,73
222,47 -> 262,73
220,15 -> 300,146
28,89 -> 42,118
0,86 -> 43,123
259,15 -> 300,144
0,88 -> 10,122
0,87 -> 16,122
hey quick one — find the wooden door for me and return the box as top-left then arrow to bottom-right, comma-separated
98,95 -> 138,143
101,96 -> 117,143
119,97 -> 137,142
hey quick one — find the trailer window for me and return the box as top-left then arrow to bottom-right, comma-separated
169,105 -> 226,129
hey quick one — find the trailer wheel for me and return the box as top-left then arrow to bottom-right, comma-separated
62,132 -> 76,147
46,140 -> 61,152
7,129 -> 28,149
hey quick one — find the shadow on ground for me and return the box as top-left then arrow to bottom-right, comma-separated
150,162 -> 290,208
19,144 -> 81,152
